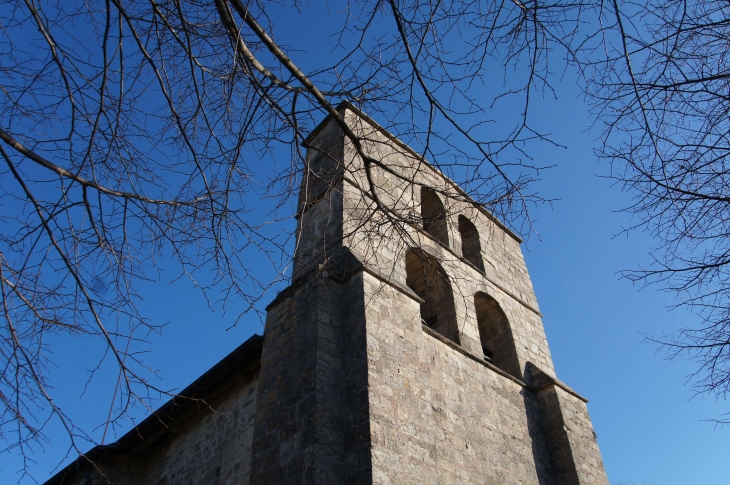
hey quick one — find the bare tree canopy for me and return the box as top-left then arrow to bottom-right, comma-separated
0,0 -> 582,472
586,0 -> 730,415
1,0 -> 729,478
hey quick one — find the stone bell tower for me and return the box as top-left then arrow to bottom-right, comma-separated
43,104 -> 610,485
248,103 -> 609,484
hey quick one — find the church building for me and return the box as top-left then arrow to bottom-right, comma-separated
48,103 -> 609,485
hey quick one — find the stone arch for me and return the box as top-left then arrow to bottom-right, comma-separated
406,248 -> 460,344
421,187 -> 449,247
458,215 -> 485,272
474,292 -> 520,378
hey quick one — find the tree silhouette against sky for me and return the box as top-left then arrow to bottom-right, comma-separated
1,0 -> 729,478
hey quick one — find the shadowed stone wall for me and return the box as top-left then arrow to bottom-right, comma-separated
144,378 -> 259,485
53,373 -> 260,485
529,363 -> 608,485
248,273 -> 372,485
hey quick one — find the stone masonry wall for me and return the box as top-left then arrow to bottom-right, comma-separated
292,181 -> 345,279
332,109 -> 556,381
534,384 -> 609,485
340,172 -> 554,381
144,377 -> 260,485
361,271 -> 556,484
298,115 -> 344,214
293,117 -> 345,279
249,274 -> 372,485
57,375 -> 259,485
340,110 -> 540,309
56,457 -> 144,485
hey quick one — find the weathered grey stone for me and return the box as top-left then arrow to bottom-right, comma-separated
46,335 -> 263,485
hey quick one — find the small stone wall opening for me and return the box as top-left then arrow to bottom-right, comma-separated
406,249 -> 460,344
458,215 -> 485,272
474,292 -> 521,378
421,187 -> 449,247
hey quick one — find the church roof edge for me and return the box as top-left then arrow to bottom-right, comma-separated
44,334 -> 264,485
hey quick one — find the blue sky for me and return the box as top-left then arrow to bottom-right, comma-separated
2,3 -> 729,484
522,85 -> 730,484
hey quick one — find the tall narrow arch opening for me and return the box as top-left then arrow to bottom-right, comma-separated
421,187 -> 449,247
458,215 -> 485,272
474,292 -> 521,378
406,249 -> 460,344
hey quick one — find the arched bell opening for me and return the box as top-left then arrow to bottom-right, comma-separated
474,292 -> 521,378
406,249 -> 460,344
421,187 -> 449,247
458,215 -> 485,272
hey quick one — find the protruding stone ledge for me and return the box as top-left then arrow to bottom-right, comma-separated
527,362 -> 588,403
420,325 -> 589,405
266,260 -> 425,313
421,324 -> 527,388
